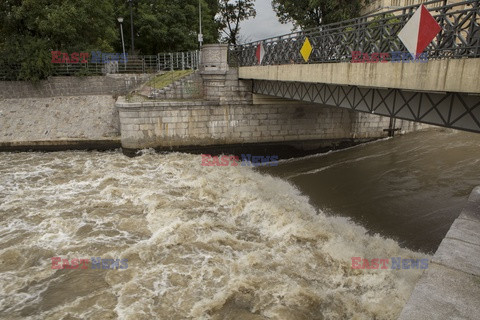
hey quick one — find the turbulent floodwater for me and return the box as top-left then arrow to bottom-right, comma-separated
0,149 -> 428,319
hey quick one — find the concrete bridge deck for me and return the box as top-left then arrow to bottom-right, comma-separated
239,58 -> 480,94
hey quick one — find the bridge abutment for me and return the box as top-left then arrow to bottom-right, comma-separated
116,47 -> 430,156
117,44 -> 432,155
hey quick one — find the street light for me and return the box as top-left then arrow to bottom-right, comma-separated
118,17 -> 127,71
128,0 -> 135,55
198,0 -> 203,70
198,0 -> 203,49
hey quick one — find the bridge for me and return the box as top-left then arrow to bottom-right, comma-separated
231,0 -> 480,133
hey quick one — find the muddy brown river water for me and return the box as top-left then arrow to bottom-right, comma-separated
1,129 -> 478,319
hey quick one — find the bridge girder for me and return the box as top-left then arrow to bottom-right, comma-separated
252,80 -> 480,133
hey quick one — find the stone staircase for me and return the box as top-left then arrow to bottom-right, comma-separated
148,71 -> 203,100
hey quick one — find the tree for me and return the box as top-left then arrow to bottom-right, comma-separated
0,0 -> 237,81
0,0 -> 220,80
117,0 -> 220,54
217,0 -> 256,45
0,0 -> 117,81
272,0 -> 362,30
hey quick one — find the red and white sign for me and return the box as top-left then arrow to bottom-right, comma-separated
256,43 -> 265,64
398,5 -> 441,56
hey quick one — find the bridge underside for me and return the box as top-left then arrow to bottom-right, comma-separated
252,80 -> 480,133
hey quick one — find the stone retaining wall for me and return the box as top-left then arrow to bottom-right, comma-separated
117,98 -> 429,150
0,74 -> 151,99
0,95 -> 120,143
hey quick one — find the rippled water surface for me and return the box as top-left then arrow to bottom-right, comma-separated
262,129 -> 480,253
0,146 -> 432,319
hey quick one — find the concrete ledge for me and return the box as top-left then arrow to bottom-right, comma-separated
121,138 -> 375,158
444,218 -> 480,247
467,186 -> 480,203
399,185 -> 480,319
0,139 -> 121,152
239,58 -> 480,94
458,201 -> 480,222
433,238 -> 480,276
399,264 -> 480,319
116,97 -> 224,109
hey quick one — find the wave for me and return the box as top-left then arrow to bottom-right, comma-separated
0,151 -> 427,319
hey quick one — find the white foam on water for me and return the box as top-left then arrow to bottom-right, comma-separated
0,151 -> 428,319
285,152 -> 392,179
278,137 -> 393,164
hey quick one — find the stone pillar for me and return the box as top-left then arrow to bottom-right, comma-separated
200,44 -> 229,72
200,44 -> 229,101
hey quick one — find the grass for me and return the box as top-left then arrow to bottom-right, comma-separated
146,69 -> 194,89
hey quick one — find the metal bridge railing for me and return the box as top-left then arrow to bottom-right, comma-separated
0,51 -> 199,81
230,0 -> 480,66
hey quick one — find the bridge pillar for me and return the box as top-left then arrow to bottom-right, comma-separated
200,44 -> 229,101
200,44 -> 229,72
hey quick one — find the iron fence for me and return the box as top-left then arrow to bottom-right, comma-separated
230,0 -> 480,66
157,51 -> 200,71
0,51 -> 199,81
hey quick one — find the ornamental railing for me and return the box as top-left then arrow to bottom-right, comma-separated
230,0 -> 480,66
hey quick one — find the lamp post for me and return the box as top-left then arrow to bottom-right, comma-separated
198,0 -> 203,70
198,0 -> 203,49
128,0 -> 135,55
118,17 -> 127,71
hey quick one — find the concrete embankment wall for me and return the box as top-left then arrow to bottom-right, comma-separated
0,95 -> 120,150
0,75 -> 149,151
399,186 -> 480,319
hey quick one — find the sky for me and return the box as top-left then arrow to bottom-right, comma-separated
238,0 -> 295,43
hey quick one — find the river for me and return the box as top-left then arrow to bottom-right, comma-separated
0,129 -> 478,319
261,129 -> 480,253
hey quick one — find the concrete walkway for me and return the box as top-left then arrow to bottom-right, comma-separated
399,186 -> 480,319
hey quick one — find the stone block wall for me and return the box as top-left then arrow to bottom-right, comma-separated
0,74 -> 151,99
201,44 -> 229,72
117,98 -> 429,150
201,69 -> 252,102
